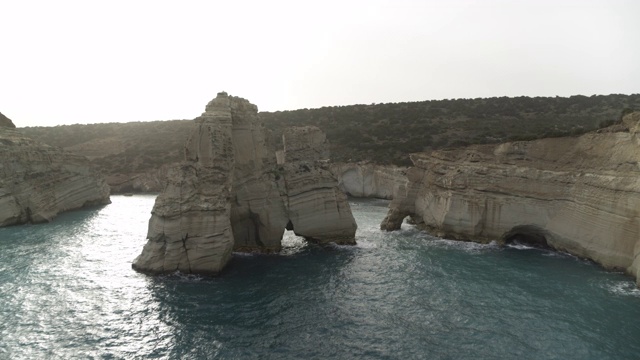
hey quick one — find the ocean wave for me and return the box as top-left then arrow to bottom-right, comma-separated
355,240 -> 378,249
159,271 -> 206,282
280,235 -> 308,255
605,280 -> 640,297
428,238 -> 499,253
506,243 -> 536,250
232,252 -> 256,258
327,242 -> 361,251
541,251 -> 576,260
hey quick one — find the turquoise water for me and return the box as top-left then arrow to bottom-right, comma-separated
1,195 -> 640,359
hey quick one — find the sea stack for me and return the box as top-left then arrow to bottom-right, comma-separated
132,93 -> 356,275
381,111 -> 640,286
277,126 -> 358,244
0,113 -> 110,226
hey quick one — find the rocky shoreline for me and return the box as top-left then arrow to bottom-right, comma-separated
0,113 -> 110,226
382,112 -> 640,286
7,99 -> 640,289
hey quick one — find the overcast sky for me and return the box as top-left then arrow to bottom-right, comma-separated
1,0 -> 639,127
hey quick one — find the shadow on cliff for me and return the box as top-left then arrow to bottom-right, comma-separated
501,225 -> 552,250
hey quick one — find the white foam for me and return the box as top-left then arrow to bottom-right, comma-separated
606,280 -> 640,297
327,242 -> 360,251
164,270 -> 205,282
506,243 -> 536,250
355,240 -> 377,249
541,251 -> 576,259
428,238 -> 499,253
232,252 -> 256,258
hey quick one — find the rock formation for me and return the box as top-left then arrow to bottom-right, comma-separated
278,127 -> 357,243
132,93 -> 356,275
0,112 -> 16,128
106,165 -> 171,194
0,114 -> 110,226
330,162 -> 408,199
381,111 -> 640,286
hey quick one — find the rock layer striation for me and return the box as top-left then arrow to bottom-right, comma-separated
330,162 -> 408,199
0,115 -> 110,226
132,93 -> 356,275
382,112 -> 640,286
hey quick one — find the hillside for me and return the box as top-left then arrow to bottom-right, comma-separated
262,94 -> 640,165
19,94 -> 640,190
21,120 -> 192,175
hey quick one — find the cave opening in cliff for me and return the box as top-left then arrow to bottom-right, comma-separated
502,225 -> 551,249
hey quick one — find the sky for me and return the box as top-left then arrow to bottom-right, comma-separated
1,0 -> 639,127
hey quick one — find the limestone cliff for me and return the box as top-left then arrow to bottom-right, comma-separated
330,162 -> 408,199
0,117 -> 110,226
106,165 -> 171,194
382,112 -> 640,286
278,127 -> 358,244
109,160 -> 410,198
132,93 -> 356,275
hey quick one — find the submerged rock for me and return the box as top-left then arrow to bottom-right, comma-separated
132,93 -> 356,275
382,111 -> 640,286
0,115 -> 110,226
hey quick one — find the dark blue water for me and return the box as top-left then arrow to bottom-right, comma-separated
1,196 -> 640,359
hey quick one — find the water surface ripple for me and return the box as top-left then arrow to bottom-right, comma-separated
1,196 -> 640,359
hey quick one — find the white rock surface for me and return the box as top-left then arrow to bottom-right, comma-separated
280,127 -> 357,244
133,94 -> 356,275
330,162 -> 408,199
0,120 -> 110,226
382,112 -> 640,286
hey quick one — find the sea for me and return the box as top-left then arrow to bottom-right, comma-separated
1,195 -> 640,359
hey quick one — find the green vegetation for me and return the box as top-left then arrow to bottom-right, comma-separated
20,94 -> 640,177
262,94 -> 640,165
22,120 -> 192,175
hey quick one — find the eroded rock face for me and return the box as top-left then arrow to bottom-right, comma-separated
0,122 -> 110,226
0,112 -> 16,128
106,165 -> 171,194
330,162 -> 408,199
132,93 -> 356,275
279,127 -> 357,244
382,112 -> 640,286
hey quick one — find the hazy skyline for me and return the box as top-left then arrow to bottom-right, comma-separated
2,0 -> 639,127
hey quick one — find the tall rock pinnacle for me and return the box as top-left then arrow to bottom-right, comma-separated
132,93 -> 356,275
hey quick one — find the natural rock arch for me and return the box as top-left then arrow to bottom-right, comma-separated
132,93 -> 357,275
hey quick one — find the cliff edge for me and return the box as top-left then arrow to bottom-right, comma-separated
0,112 -> 16,128
132,93 -> 356,275
330,162 -> 408,199
0,115 -> 110,226
382,111 -> 640,286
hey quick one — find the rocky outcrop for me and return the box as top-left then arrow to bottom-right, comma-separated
0,112 -> 16,128
0,119 -> 110,226
330,162 -> 408,199
106,165 -> 171,194
132,93 -> 356,275
382,112 -> 640,286
278,127 -> 357,244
